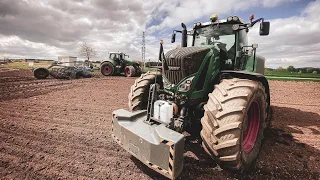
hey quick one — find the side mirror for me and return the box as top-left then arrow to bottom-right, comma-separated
260,21 -> 270,36
171,33 -> 176,43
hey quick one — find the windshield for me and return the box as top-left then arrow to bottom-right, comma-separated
194,24 -> 235,52
110,53 -> 120,60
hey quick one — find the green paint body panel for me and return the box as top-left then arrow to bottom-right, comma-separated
164,41 -> 265,101
243,55 -> 265,74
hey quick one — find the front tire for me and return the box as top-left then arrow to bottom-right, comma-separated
124,66 -> 136,77
128,72 -> 161,111
200,78 -> 267,172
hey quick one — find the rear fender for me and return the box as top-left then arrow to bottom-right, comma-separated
220,70 -> 270,115
100,60 -> 116,66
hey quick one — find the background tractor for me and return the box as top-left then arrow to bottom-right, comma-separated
112,14 -> 270,179
100,52 -> 142,77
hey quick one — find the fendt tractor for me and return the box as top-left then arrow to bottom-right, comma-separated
100,52 -> 142,77
112,14 -> 271,179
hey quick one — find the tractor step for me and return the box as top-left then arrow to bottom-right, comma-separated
112,109 -> 185,179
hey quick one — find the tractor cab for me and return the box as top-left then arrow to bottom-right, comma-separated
193,15 -> 268,68
165,14 -> 270,91
109,52 -> 130,65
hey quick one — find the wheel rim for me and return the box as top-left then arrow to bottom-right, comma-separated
103,65 -> 112,75
125,68 -> 130,76
242,101 -> 261,153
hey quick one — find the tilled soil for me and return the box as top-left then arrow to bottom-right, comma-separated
0,69 -> 319,179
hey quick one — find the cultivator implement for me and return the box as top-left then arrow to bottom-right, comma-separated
32,61 -> 92,79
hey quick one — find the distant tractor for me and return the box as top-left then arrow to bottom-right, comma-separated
100,52 -> 142,77
111,14 -> 271,179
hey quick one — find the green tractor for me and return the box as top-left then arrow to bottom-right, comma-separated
112,14 -> 271,179
100,52 -> 142,77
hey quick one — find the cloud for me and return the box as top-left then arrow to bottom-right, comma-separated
0,0 -> 148,60
146,0 -> 300,32
0,0 -> 319,69
0,35 -> 67,59
249,0 -> 320,68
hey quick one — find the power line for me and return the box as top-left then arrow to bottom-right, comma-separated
142,31 -> 145,69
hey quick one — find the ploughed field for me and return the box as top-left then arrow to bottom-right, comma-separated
0,68 -> 319,179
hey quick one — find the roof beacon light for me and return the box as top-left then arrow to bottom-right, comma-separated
233,16 -> 239,21
210,14 -> 218,22
250,14 -> 255,21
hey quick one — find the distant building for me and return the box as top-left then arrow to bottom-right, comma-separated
58,56 -> 77,66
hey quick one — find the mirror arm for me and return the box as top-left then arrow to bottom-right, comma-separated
251,18 -> 264,27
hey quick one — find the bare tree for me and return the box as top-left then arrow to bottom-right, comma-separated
0,55 -> 9,63
78,42 -> 97,61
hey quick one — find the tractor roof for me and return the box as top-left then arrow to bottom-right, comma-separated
109,52 -> 124,54
196,16 -> 247,28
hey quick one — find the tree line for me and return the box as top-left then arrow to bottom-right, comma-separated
265,66 -> 319,74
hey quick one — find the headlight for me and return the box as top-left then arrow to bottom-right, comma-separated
227,16 -> 233,21
232,24 -> 240,30
233,16 -> 239,21
178,76 -> 194,92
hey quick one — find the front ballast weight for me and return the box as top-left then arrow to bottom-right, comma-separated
32,61 -> 93,80
112,79 -> 188,179
112,109 -> 185,180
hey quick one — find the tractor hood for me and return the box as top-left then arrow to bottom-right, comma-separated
123,59 -> 140,67
164,46 -> 212,84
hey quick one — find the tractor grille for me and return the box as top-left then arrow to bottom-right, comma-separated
164,47 -> 210,84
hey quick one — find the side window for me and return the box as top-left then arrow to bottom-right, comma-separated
110,54 -> 116,60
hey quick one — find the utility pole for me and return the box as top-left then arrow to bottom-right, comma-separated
142,31 -> 146,69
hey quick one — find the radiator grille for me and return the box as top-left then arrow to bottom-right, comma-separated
164,47 -> 210,84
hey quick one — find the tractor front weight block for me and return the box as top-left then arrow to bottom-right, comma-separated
112,109 -> 185,179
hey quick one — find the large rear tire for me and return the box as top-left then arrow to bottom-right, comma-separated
200,78 -> 267,172
100,62 -> 114,76
128,72 -> 161,111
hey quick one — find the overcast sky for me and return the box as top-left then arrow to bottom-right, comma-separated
0,0 -> 319,68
